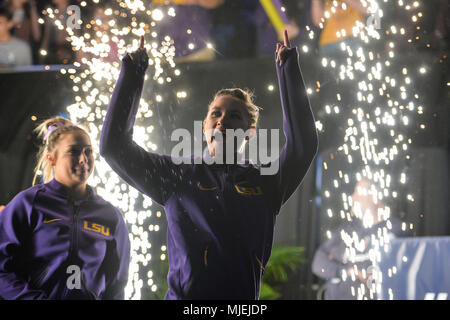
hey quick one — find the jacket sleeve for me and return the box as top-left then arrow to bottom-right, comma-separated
103,209 -> 130,300
311,232 -> 346,280
100,53 -> 180,206
264,47 -> 319,212
0,192 -> 48,300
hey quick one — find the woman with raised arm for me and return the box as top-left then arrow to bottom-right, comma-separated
100,31 -> 318,299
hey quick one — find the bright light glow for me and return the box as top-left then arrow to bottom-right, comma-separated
312,0 -> 421,300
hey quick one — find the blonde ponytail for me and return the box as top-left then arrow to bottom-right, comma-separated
32,117 -> 87,185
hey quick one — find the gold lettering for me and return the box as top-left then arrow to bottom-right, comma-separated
101,226 -> 110,236
84,221 -> 92,231
92,223 -> 102,233
84,221 -> 110,236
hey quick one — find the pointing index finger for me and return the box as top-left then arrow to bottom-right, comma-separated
283,30 -> 290,48
139,35 -> 145,50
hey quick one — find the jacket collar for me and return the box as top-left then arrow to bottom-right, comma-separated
47,178 -> 96,203
201,148 -> 254,170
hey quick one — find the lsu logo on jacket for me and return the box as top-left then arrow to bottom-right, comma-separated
84,221 -> 110,236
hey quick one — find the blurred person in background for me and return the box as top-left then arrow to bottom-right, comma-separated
431,0 -> 449,52
312,179 -> 412,299
254,0 -> 301,57
210,0 -> 260,59
39,0 -> 77,64
151,0 -> 223,63
5,0 -> 41,64
390,0 -> 449,53
75,3 -> 119,64
0,7 -> 32,67
311,0 -> 369,58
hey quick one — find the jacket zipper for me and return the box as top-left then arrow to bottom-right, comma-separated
63,202 -> 80,298
225,165 -> 231,181
71,204 -> 80,256
220,165 -> 231,191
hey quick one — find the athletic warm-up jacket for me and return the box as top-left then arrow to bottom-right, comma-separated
0,179 -> 130,299
100,47 -> 318,299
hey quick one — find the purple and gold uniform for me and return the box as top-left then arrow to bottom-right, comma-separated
0,179 -> 130,299
100,47 -> 318,299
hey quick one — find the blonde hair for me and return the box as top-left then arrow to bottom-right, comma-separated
32,116 -> 88,185
209,88 -> 261,128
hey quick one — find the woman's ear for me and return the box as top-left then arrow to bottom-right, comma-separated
245,127 -> 257,141
45,152 -> 56,167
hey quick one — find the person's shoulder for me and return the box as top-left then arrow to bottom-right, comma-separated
102,201 -> 128,231
388,215 -> 412,237
10,36 -> 31,49
88,189 -> 125,221
173,154 -> 203,171
15,184 -> 43,201
245,162 -> 265,173
2,184 -> 43,214
89,190 -> 116,210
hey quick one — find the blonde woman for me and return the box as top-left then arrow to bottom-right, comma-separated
0,117 -> 130,300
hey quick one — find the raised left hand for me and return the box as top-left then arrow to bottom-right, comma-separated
276,30 -> 291,66
129,35 -> 148,66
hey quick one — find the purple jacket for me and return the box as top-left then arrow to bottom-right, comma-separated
100,47 -> 318,299
0,179 -> 130,300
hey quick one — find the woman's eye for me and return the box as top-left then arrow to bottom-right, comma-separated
85,149 -> 92,156
69,150 -> 81,156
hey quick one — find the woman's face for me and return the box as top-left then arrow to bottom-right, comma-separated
11,0 -> 27,9
47,130 -> 94,188
203,95 -> 254,157
52,0 -> 67,7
